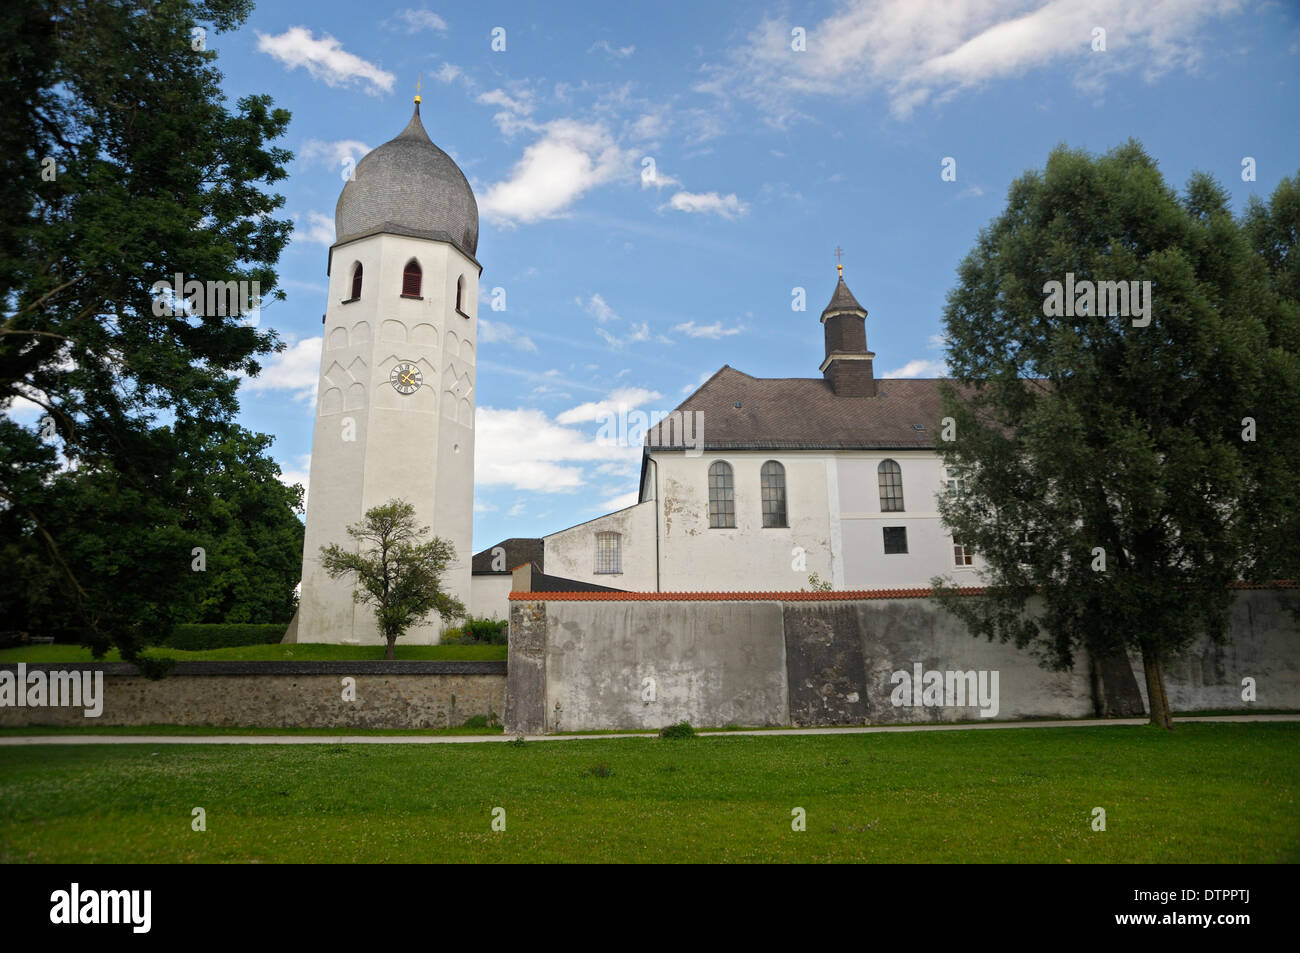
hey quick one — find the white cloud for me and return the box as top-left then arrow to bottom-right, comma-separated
475,406 -> 640,492
478,318 -> 537,351
296,211 -> 335,247
661,190 -> 748,219
578,293 -> 619,323
299,138 -> 370,170
242,337 -> 322,402
474,499 -> 497,513
434,62 -> 462,83
673,320 -> 744,339
882,358 -> 948,378
704,0 -> 1242,122
640,166 -> 682,190
256,27 -> 395,95
927,332 -> 949,349
481,120 -> 633,224
477,88 -> 534,115
392,9 -> 448,32
556,387 -> 664,425
589,39 -> 636,58
596,321 -> 650,351
594,490 -> 639,512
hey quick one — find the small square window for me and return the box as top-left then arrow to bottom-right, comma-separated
883,526 -> 908,554
953,539 -> 973,566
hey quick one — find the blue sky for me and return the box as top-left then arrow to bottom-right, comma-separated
96,1 -> 1300,551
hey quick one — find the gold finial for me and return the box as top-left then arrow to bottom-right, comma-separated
834,245 -> 844,277
414,74 -> 422,105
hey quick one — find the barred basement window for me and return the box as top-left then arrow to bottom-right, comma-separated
953,538 -> 973,566
595,532 -> 621,574
708,461 -> 735,528
878,459 -> 904,512
401,259 -> 422,297
349,263 -> 363,300
761,460 -> 787,528
883,526 -> 908,554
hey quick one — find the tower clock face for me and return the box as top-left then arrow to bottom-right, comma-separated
390,362 -> 422,395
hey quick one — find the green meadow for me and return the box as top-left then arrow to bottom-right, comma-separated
1,722 -> 1294,863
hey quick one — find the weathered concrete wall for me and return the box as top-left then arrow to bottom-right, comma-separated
510,600 -> 789,732
0,662 -> 506,729
1131,591 -> 1300,712
506,589 -> 1298,732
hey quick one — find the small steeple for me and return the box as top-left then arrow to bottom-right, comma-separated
819,255 -> 875,397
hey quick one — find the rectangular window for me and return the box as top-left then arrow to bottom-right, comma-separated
595,533 -> 621,574
945,467 -> 969,499
953,538 -> 973,567
883,526 -> 908,555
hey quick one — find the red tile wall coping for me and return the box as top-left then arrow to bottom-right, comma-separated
508,580 -> 1297,602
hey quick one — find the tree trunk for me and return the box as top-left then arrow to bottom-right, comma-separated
385,635 -> 396,661
1140,641 -> 1174,730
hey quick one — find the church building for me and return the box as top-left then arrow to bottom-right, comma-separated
471,265 -> 986,619
292,100 -> 982,641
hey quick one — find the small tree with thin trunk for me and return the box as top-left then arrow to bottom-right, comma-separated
319,500 -> 465,659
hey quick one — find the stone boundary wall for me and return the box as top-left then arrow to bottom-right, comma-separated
0,661 -> 506,729
504,589 -> 1298,733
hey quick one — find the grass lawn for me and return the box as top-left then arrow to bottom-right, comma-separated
0,643 -> 507,663
1,722 -> 1294,863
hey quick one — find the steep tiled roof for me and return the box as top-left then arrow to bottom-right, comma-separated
472,538 -> 544,574
646,365 -> 964,451
822,275 -> 866,316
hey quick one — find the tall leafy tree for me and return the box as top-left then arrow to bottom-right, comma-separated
932,141 -> 1298,730
320,501 -> 466,661
0,0 -> 294,659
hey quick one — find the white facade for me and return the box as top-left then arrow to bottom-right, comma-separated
297,233 -> 479,643
535,447 -> 985,603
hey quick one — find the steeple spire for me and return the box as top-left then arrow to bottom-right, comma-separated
819,266 -> 875,397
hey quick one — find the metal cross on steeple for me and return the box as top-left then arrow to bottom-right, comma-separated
834,245 -> 844,277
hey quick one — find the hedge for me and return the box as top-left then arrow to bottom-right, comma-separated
164,624 -> 286,651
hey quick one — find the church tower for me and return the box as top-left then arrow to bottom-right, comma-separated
820,265 -> 875,397
297,96 -> 480,644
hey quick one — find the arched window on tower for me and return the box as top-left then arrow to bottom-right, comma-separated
878,459 -> 904,512
401,259 -> 422,297
761,461 -> 787,528
456,275 -> 465,313
708,461 -> 736,528
349,263 -> 363,300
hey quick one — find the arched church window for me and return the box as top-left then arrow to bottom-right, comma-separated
402,259 -> 422,297
761,461 -> 787,528
595,532 -> 621,574
878,459 -> 904,512
708,461 -> 735,528
349,263 -> 363,300
456,275 -> 465,313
